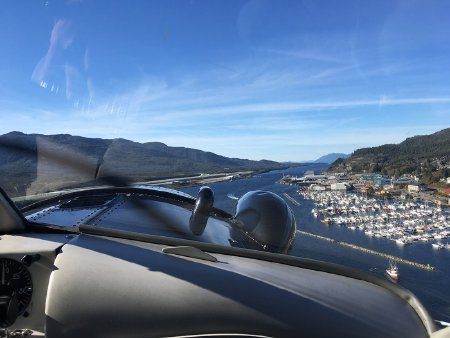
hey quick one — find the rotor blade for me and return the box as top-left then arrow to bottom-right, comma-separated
0,137 -> 131,188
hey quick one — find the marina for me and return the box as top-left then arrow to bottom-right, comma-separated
299,190 -> 450,249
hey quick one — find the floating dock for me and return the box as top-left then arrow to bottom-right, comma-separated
283,193 -> 301,206
297,230 -> 436,271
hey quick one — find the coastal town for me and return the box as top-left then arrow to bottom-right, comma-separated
280,171 -> 450,249
280,171 -> 450,206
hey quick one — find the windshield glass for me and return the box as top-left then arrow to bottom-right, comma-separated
1,0 -> 450,325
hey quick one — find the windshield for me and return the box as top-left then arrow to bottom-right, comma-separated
1,0 -> 450,325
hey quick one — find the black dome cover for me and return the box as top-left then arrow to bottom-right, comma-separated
233,191 -> 296,253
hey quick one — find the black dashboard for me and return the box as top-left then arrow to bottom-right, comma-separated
0,187 -> 445,338
0,231 -> 437,338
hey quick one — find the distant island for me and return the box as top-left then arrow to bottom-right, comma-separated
0,131 -> 295,197
314,153 -> 350,164
329,127 -> 450,183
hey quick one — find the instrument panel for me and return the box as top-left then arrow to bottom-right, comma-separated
0,233 -> 72,337
0,258 -> 33,327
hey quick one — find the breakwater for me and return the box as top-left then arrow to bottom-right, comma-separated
283,193 -> 301,206
297,230 -> 436,271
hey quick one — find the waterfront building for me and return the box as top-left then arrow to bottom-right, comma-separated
360,174 -> 382,183
330,182 -> 351,191
408,183 -> 427,193
374,177 -> 392,186
310,184 -> 326,191
353,183 -> 365,190
393,177 -> 417,189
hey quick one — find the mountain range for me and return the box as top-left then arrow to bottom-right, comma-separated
0,132 -> 287,197
328,127 -> 450,183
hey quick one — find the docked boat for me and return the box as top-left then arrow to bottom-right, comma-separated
432,242 -> 445,249
386,260 -> 399,280
321,218 -> 333,225
395,237 -> 411,246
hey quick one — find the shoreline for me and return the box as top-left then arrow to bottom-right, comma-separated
12,164 -> 310,207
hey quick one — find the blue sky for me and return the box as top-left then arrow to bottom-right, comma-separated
1,0 -> 450,161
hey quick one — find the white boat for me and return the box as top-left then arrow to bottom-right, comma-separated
386,260 -> 399,280
432,242 -> 445,249
395,238 -> 406,245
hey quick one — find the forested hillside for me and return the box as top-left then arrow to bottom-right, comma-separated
329,128 -> 450,182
